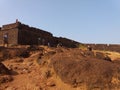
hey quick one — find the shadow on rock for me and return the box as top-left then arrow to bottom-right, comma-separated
0,62 -> 18,75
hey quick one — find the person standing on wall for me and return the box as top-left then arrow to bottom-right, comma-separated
3,33 -> 8,47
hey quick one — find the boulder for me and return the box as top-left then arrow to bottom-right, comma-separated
0,63 -> 10,75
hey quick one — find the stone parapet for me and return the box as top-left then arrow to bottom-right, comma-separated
2,22 -> 21,30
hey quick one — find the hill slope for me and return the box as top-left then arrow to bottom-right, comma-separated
0,46 -> 120,90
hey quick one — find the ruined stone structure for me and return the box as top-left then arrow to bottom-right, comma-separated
86,44 -> 120,53
0,21 -> 79,47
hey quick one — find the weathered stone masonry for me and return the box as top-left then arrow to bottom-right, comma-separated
0,21 -> 79,47
0,23 -> 19,45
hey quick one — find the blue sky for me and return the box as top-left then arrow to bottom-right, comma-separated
0,0 -> 120,44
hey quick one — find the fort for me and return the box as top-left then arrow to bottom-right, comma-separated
0,20 -> 79,47
0,20 -> 120,52
86,44 -> 120,52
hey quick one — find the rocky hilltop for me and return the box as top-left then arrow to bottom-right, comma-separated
0,45 -> 120,90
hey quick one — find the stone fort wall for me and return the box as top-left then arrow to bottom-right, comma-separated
86,44 -> 120,53
1,21 -> 119,50
0,22 -> 19,45
0,21 -> 80,47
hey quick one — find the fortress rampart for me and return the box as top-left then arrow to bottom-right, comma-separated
0,21 -> 79,47
86,44 -> 120,52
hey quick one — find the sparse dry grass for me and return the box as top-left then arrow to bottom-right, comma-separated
22,83 -> 40,90
94,50 -> 120,61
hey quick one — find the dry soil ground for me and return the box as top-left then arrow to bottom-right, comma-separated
0,46 -> 120,90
